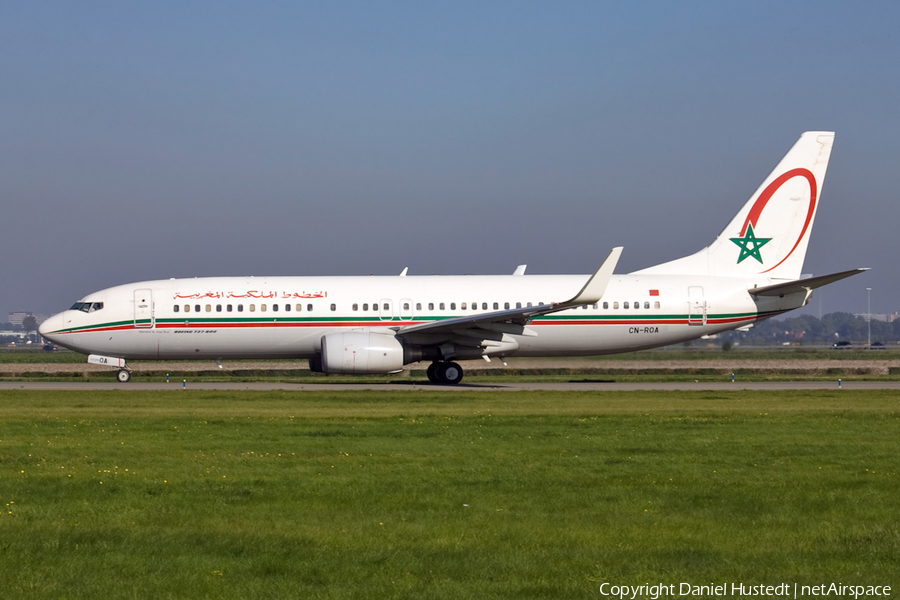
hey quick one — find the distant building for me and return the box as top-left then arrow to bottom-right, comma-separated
854,313 -> 892,323
7,312 -> 48,327
8,311 -> 32,327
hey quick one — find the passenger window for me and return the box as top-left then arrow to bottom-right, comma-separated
416,303 -> 421,311
439,303 -> 445,310
272,304 -> 278,312
634,301 -> 639,309
592,303 -> 598,309
238,305 -> 243,312
403,302 -> 410,310
644,301 -> 650,309
504,302 -> 510,309
296,304 -> 302,312
195,305 -> 200,313
461,303 -> 467,310
491,302 -> 497,309
249,304 -> 256,312
216,305 -> 222,312
363,303 -> 368,311
227,305 -> 233,312
382,303 -> 388,311
353,304 -> 359,311
330,304 -> 336,311
307,304 -> 313,312
450,303 -> 456,310
654,301 -> 661,309
603,302 -> 608,309
582,305 -> 588,310
516,302 -> 522,309
482,303 -> 488,310
428,303 -> 434,310
285,304 -> 290,312
204,305 -> 210,312
174,305 -> 179,313
613,302 -> 619,309
262,304 -> 267,312
624,302 -> 629,309
527,302 -> 532,307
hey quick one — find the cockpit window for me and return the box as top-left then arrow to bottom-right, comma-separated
70,302 -> 103,313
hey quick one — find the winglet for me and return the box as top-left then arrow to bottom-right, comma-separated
513,265 -> 527,276
558,247 -> 622,307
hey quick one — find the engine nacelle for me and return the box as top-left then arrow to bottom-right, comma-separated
320,331 -> 405,374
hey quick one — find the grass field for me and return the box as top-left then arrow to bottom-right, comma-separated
1,390 -> 898,599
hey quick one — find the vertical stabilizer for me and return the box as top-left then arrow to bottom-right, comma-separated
636,132 -> 834,280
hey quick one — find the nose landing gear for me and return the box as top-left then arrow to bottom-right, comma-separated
426,361 -> 464,385
116,368 -> 132,383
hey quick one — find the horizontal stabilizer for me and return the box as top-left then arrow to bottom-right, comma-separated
749,268 -> 869,297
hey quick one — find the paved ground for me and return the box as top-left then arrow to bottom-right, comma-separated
3,380 -> 898,391
2,356 -> 899,375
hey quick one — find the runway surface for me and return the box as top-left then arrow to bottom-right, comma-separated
3,381 -> 899,391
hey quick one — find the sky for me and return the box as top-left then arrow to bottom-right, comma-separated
2,2 -> 897,320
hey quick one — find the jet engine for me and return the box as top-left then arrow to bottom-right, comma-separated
319,331 -> 406,374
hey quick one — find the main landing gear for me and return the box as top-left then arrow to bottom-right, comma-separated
426,361 -> 464,385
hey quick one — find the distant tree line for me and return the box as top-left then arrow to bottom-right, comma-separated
719,312 -> 900,346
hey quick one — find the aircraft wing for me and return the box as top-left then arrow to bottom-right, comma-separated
748,268 -> 869,297
396,247 -> 622,338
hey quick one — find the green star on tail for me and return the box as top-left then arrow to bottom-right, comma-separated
730,223 -> 772,264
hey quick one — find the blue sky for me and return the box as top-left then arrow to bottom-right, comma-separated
2,2 -> 897,319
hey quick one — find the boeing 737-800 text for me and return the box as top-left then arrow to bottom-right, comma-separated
40,132 -> 866,384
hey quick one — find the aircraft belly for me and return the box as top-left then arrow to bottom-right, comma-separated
511,322 -> 704,356
58,326 -> 323,360
154,325 -> 323,359
60,329 -> 161,360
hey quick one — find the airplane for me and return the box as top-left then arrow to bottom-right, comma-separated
39,131 -> 867,384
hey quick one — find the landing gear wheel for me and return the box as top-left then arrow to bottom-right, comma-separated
439,361 -> 464,385
426,362 -> 441,383
116,369 -> 131,383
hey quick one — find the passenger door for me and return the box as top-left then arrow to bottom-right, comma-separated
134,289 -> 154,328
687,286 -> 706,326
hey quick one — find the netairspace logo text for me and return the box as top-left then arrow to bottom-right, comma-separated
599,582 -> 891,600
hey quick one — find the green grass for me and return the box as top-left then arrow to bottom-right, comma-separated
1,390 -> 898,599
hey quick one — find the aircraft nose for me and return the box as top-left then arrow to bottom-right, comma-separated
38,313 -> 63,341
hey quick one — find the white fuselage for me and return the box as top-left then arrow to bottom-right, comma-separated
39,273 -> 801,361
